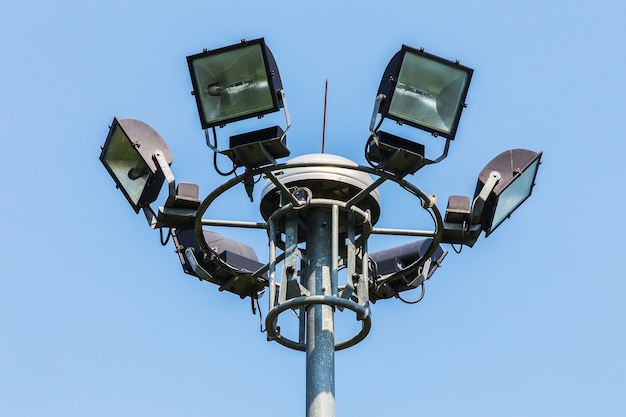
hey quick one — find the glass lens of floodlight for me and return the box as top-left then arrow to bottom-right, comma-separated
190,43 -> 275,127
388,51 -> 469,135
491,158 -> 541,232
101,124 -> 150,207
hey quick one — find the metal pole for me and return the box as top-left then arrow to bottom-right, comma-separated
304,208 -> 335,417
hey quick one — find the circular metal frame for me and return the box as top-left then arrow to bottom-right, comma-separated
192,155 -> 445,350
265,295 -> 372,351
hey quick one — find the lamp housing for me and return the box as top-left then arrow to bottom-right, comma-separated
259,154 -> 382,239
475,149 -> 542,236
444,195 -> 471,224
220,125 -> 290,169
440,195 -> 483,247
187,38 -> 283,129
152,182 -> 202,230
172,229 -> 267,299
368,239 -> 447,301
377,45 -> 473,140
100,117 -> 173,213
365,131 -> 426,176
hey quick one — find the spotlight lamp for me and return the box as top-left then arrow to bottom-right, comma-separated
442,148 -> 543,246
474,149 -> 543,237
187,38 -> 291,171
366,44 -> 473,175
187,38 -> 283,129
100,117 -> 173,213
376,44 -> 473,139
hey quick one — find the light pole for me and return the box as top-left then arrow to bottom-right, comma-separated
100,38 -> 542,417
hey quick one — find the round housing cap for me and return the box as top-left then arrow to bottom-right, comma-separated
260,153 -> 381,226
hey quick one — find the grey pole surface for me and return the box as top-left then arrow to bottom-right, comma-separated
304,208 -> 336,417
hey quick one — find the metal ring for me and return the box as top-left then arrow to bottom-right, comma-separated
265,295 -> 371,351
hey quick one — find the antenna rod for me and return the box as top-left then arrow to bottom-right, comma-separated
322,79 -> 328,153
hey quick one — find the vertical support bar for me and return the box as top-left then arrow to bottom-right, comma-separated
268,219 -> 277,312
279,212 -> 300,304
358,237 -> 370,306
285,213 -> 299,275
299,266 -> 306,345
344,213 -> 356,300
304,208 -> 335,417
331,205 -> 339,297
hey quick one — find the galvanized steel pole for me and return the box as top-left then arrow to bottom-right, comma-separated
304,208 -> 336,417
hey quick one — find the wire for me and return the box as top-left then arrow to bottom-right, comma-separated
213,149 -> 236,176
396,283 -> 426,304
322,78 -> 328,153
370,250 -> 427,304
364,138 -> 384,169
364,118 -> 386,169
253,296 -> 266,333
160,228 -> 172,246
206,127 -> 237,176
450,220 -> 466,254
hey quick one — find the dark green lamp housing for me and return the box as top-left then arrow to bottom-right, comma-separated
377,45 -> 473,140
100,117 -> 173,213
475,149 -> 543,236
187,38 -> 283,129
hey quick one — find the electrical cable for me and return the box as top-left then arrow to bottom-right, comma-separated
160,228 -> 172,246
364,138 -> 384,169
364,118 -> 386,169
450,220 -> 466,254
396,283 -> 426,304
206,127 -> 236,176
254,297 -> 266,333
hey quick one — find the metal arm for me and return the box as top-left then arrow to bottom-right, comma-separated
154,150 -> 176,207
369,94 -> 385,145
471,171 -> 501,225
141,150 -> 176,229
279,89 -> 291,142
142,150 -> 199,230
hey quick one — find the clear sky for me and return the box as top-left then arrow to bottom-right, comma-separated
2,0 -> 625,416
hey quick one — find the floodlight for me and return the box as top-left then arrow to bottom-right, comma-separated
172,228 -> 267,299
376,45 -> 473,140
475,149 -> 542,236
187,38 -> 283,129
100,117 -> 173,213
368,239 -> 447,301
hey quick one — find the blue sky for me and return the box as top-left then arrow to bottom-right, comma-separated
2,0 -> 626,416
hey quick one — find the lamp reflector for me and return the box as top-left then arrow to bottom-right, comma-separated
100,118 -> 173,213
187,38 -> 281,129
476,149 -> 542,236
379,45 -> 473,139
